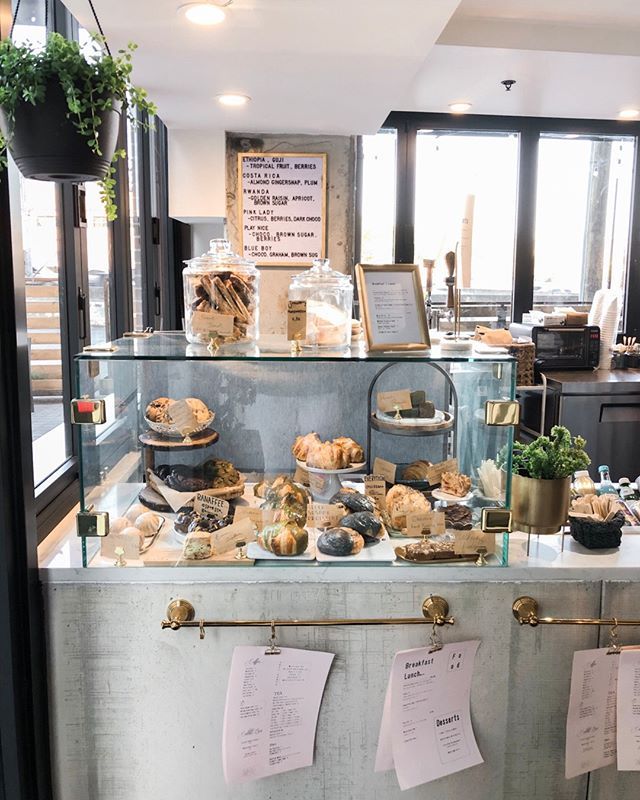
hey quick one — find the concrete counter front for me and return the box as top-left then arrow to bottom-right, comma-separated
42,533 -> 640,800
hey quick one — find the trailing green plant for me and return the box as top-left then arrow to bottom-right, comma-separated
511,425 -> 590,480
0,32 -> 156,220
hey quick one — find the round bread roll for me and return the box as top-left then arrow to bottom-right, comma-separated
120,526 -> 144,548
145,397 -> 171,422
134,511 -> 163,536
110,516 -> 131,535
317,527 -> 364,557
125,503 -> 150,523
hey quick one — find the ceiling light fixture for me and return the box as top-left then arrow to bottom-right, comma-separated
178,2 -> 230,26
217,93 -> 251,107
619,108 -> 640,120
449,102 -> 472,114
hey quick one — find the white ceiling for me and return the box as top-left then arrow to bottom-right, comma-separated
64,0 -> 640,132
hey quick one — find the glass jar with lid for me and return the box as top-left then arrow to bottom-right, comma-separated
183,239 -> 259,347
288,258 -> 353,349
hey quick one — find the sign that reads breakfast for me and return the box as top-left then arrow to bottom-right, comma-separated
239,153 -> 327,266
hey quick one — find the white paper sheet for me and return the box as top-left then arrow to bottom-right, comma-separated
616,650 -> 640,770
376,641 -> 483,789
222,646 -> 334,785
565,648 -> 619,779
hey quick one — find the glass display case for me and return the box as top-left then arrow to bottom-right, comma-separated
75,333 -> 516,568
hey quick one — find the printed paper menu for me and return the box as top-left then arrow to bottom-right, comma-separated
616,650 -> 640,770
222,646 -> 333,784
375,641 -> 483,789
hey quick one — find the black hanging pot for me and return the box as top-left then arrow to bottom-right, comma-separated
0,78 -> 122,182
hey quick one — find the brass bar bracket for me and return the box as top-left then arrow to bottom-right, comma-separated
513,596 -> 640,628
161,595 -> 455,638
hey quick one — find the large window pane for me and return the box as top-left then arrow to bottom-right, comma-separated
534,134 -> 634,321
85,182 -> 114,343
360,130 -> 397,264
127,120 -> 145,330
414,130 -> 519,329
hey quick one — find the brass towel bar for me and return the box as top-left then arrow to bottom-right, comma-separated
513,596 -> 640,628
161,596 -> 454,640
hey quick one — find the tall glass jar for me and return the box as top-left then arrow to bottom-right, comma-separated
183,239 -> 259,347
288,259 -> 353,349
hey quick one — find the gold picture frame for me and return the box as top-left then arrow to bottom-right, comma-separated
238,152 -> 327,267
356,263 -> 430,352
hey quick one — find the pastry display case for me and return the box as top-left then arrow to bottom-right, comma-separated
74,333 -> 516,568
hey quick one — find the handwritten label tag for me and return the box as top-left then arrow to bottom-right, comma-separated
287,300 -> 307,341
193,494 -> 230,519
210,518 -> 256,555
167,399 -> 198,435
425,458 -> 458,486
406,511 -> 446,537
234,506 -> 276,530
377,389 -> 412,413
373,457 -> 397,484
191,310 -> 235,337
363,475 -> 387,505
294,465 -> 310,485
307,502 -> 343,529
454,529 -> 496,555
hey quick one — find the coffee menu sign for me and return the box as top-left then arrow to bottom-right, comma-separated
238,152 -> 327,266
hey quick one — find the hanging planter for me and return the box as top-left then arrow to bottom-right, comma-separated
0,3 -> 155,220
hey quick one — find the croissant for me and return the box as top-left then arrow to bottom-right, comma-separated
292,432 -> 321,461
306,441 -> 350,470
333,436 -> 364,465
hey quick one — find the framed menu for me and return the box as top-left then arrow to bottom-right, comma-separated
356,264 -> 430,351
238,152 -> 327,266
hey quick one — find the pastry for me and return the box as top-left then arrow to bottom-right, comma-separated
145,397 -> 171,422
101,526 -> 144,559
402,460 -> 432,481
202,459 -> 241,488
339,511 -> 383,544
134,511 -> 163,536
125,502 -> 150,523
385,484 -> 431,529
292,432 -> 321,461
182,531 -> 212,560
175,510 -> 197,534
187,267 -> 258,344
329,489 -> 375,514
260,475 -> 309,526
317,527 -> 364,556
188,514 -> 232,533
109,516 -> 131,535
153,465 -> 210,493
179,398 -> 210,424
444,504 -> 473,530
333,436 -> 365,464
306,440 -> 350,470
401,539 -> 456,562
440,472 -> 472,497
258,521 -> 308,556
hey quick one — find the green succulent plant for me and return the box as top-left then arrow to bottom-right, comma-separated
511,425 -> 591,480
0,32 -> 156,220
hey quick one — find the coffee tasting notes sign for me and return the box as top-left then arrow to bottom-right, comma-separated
238,152 -> 327,266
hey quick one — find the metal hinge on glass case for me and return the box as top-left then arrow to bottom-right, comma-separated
481,507 -> 513,533
76,507 -> 110,537
71,397 -> 106,425
484,399 -> 520,426
123,327 -> 154,338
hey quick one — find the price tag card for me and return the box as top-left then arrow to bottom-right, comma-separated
287,300 -> 307,341
405,511 -> 446,538
191,310 -> 235,337
193,494 -> 230,519
234,506 -> 276,530
373,458 -> 397,484
166,399 -> 198,434
364,475 -> 387,505
453,530 -> 496,555
210,518 -> 257,555
307,502 -> 343,529
377,389 -> 412,413
425,458 -> 458,486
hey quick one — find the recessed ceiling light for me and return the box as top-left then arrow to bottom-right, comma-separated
449,102 -> 472,114
217,93 -> 251,107
178,2 -> 227,26
619,108 -> 640,119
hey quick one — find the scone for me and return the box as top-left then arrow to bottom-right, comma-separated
306,440 -> 350,470
145,397 -> 171,422
440,472 -> 472,497
181,398 -> 211,423
333,436 -> 364,465
292,432 -> 321,461
385,484 -> 431,529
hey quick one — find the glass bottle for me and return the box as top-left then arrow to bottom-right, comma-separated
573,470 -> 596,497
596,465 -> 618,495
183,239 -> 259,347
618,477 -> 639,501
288,258 -> 353,349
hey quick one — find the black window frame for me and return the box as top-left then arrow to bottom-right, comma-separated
360,111 -> 640,336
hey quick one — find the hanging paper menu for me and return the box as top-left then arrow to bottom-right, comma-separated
239,153 -> 327,266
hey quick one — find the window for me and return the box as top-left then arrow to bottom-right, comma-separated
359,130 -> 397,264
127,119 -> 145,331
85,181 -> 114,343
534,134 -> 635,318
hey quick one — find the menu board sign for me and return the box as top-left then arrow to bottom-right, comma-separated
239,153 -> 327,266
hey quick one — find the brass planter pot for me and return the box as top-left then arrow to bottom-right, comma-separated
511,474 -> 571,534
